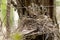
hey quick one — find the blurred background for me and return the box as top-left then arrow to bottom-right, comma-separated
56,0 -> 60,32
0,0 -> 60,40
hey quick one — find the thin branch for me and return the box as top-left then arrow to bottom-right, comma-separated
11,0 -> 17,8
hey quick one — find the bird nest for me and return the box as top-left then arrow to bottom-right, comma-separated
18,15 -> 59,40
20,15 -> 55,35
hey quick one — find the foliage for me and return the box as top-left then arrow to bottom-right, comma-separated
11,32 -> 23,40
1,0 -> 14,26
1,0 -> 7,25
56,1 -> 60,6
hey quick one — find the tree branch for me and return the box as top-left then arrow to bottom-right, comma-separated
11,0 -> 17,8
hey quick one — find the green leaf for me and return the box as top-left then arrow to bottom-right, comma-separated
1,0 -> 7,25
11,33 -> 23,40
